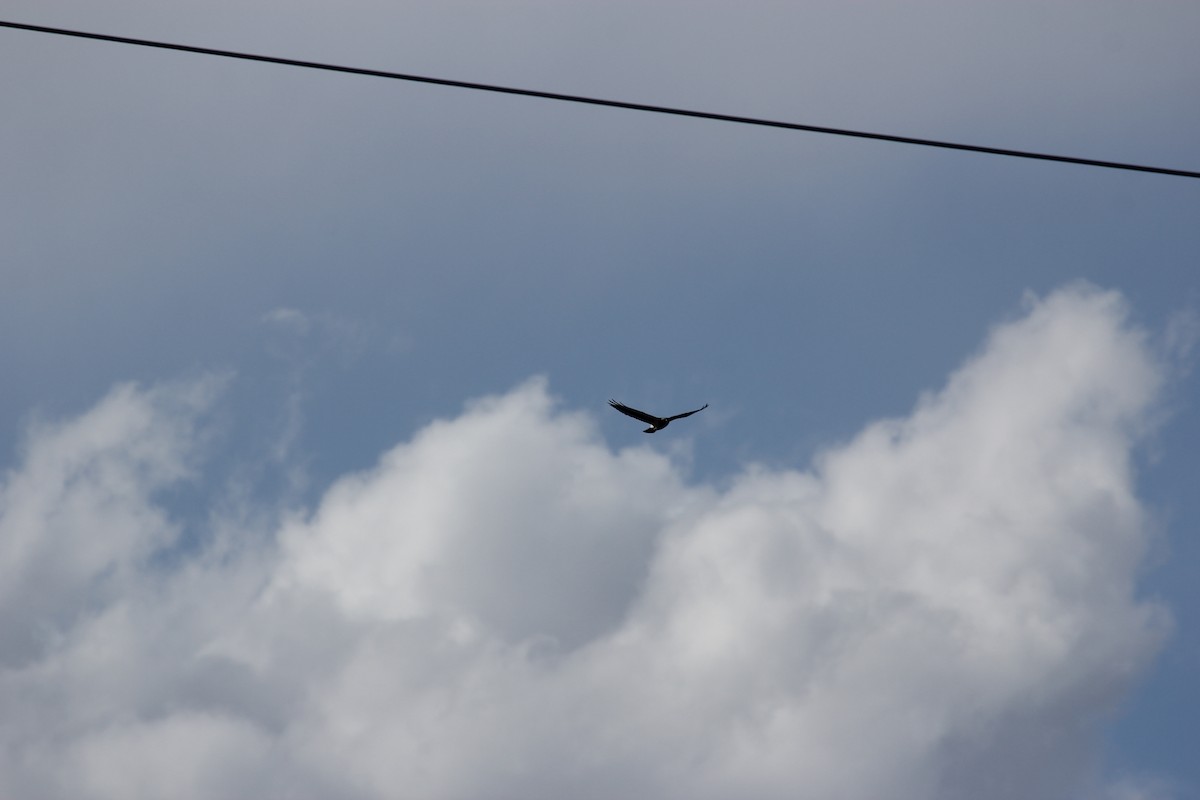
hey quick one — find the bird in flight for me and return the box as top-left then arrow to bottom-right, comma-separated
608,399 -> 708,433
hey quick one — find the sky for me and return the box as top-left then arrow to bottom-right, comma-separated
2,1 -> 1199,798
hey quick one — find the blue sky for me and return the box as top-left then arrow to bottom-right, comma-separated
2,2 -> 1198,797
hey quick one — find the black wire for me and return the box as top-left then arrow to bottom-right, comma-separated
4,18 -> 1198,181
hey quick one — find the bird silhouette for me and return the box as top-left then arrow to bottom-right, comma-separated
608,400 -> 708,433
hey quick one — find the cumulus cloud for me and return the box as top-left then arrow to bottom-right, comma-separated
0,378 -> 222,668
0,284 -> 1173,798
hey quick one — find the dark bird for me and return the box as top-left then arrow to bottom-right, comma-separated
608,399 -> 708,433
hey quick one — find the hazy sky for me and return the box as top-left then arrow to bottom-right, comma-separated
2,2 -> 1199,798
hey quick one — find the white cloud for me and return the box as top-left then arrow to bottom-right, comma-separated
262,307 -> 312,334
0,378 -> 222,668
0,284 -> 1174,798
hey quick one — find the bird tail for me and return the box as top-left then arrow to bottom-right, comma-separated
643,427 -> 657,434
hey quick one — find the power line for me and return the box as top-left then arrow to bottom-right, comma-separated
4,18 -> 1198,181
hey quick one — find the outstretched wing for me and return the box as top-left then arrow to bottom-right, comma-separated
609,400 -> 664,426
665,403 -> 708,422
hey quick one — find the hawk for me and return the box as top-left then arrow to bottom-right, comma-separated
608,399 -> 708,433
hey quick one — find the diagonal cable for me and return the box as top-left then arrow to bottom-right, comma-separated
3,19 -> 1198,180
